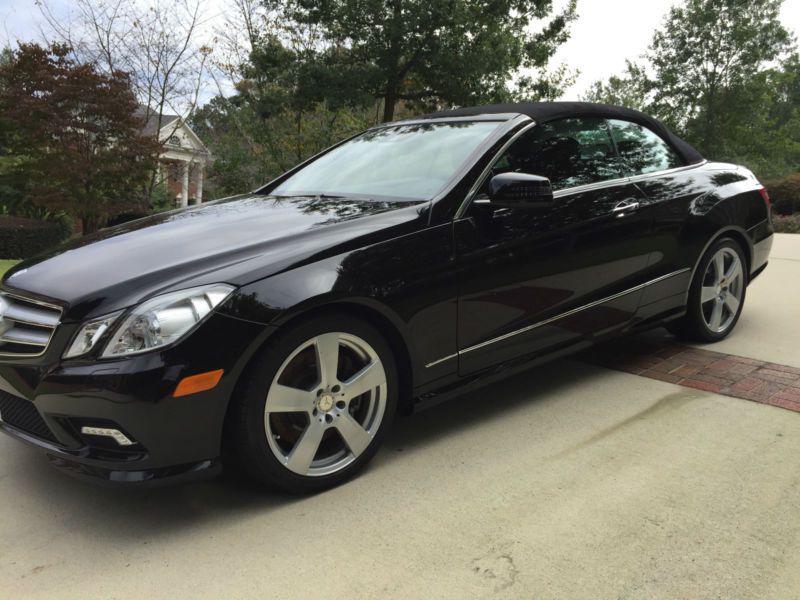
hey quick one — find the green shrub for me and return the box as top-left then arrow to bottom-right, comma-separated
0,215 -> 71,258
772,214 -> 800,234
764,173 -> 800,215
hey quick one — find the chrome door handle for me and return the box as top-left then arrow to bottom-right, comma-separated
612,200 -> 640,216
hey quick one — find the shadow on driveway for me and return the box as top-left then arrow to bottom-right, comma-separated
6,358 -> 612,541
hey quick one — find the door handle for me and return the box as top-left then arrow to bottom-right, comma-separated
612,200 -> 640,216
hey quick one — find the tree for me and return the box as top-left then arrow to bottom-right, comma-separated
190,95 -> 375,197
39,0 -> 212,202
0,43 -> 161,233
192,0 -> 578,196
582,0 -> 799,179
260,0 -> 578,122
189,0 -> 378,197
581,61 -> 648,110
645,0 -> 792,151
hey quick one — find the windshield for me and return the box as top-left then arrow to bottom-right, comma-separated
272,121 -> 501,200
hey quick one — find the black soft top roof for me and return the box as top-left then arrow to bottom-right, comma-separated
419,101 -> 704,166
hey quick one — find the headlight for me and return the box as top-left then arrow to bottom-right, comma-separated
101,284 -> 234,358
63,284 -> 234,359
64,311 -> 123,358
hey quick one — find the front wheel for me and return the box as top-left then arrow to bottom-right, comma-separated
667,238 -> 748,342
228,314 -> 398,493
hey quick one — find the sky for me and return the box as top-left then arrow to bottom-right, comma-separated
551,0 -> 800,98
1,0 -> 799,102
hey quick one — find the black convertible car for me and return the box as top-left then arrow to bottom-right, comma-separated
0,102 -> 773,492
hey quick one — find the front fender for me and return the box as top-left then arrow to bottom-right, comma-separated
218,223 -> 459,390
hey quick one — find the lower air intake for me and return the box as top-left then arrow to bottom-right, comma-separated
0,389 -> 57,443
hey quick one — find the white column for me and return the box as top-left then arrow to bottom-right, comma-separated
181,161 -> 190,208
196,163 -> 204,204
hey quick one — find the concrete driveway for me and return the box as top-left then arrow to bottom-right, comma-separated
2,235 -> 799,599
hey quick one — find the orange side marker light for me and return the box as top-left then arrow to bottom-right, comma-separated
173,369 -> 225,397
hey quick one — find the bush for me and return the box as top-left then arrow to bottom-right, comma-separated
764,173 -> 800,215
772,214 -> 800,234
0,215 -> 71,258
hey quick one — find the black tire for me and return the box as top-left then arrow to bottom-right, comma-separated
667,237 -> 748,343
227,314 -> 398,494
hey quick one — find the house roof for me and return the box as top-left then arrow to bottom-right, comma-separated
135,106 -> 181,137
135,106 -> 209,156
420,101 -> 704,166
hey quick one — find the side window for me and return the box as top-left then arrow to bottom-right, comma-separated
608,119 -> 683,176
488,118 -> 622,191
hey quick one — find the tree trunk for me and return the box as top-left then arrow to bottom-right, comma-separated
382,0 -> 402,123
382,89 -> 397,122
703,68 -> 720,154
82,214 -> 99,235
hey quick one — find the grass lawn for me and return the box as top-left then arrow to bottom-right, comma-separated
0,259 -> 20,278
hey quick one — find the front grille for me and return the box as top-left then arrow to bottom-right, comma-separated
0,292 -> 62,357
0,389 -> 57,442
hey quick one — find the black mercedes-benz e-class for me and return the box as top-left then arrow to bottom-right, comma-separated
0,102 -> 773,492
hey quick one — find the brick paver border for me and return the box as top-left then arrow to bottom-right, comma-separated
581,338 -> 800,413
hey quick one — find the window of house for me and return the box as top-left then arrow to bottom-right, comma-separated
607,119 -> 683,176
488,118 -> 622,191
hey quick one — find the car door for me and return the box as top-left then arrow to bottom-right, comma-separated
605,118 -> 701,313
454,117 -> 656,376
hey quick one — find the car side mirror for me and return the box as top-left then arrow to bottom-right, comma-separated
488,173 -> 554,209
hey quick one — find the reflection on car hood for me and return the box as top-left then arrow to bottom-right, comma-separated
3,194 -> 427,320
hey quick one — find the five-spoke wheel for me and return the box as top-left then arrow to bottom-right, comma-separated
699,247 -> 744,334
265,332 -> 387,477
228,315 -> 397,493
667,237 -> 748,342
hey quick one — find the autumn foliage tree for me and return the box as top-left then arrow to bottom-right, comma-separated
0,43 -> 160,233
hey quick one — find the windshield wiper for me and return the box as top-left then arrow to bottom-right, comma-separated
270,193 -> 355,200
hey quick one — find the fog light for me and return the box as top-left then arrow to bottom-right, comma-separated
80,426 -> 135,446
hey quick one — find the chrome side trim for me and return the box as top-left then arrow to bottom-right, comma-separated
424,352 -> 458,369
552,161 -> 709,199
627,160 -> 708,183
458,268 -> 691,357
553,177 -> 631,198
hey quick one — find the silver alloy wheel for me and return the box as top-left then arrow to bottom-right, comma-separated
700,247 -> 744,334
264,332 -> 387,477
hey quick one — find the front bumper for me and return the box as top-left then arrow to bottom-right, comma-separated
0,312 -> 269,485
0,419 -> 222,485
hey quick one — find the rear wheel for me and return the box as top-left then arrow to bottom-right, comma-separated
229,315 -> 397,493
667,238 -> 747,342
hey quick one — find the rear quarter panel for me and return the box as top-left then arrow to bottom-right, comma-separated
633,162 -> 773,321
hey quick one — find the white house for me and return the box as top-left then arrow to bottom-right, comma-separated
138,108 -> 211,207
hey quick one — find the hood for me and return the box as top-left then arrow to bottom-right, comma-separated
3,194 -> 427,321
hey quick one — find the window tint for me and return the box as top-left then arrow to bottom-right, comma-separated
488,118 -> 621,191
608,119 -> 683,176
